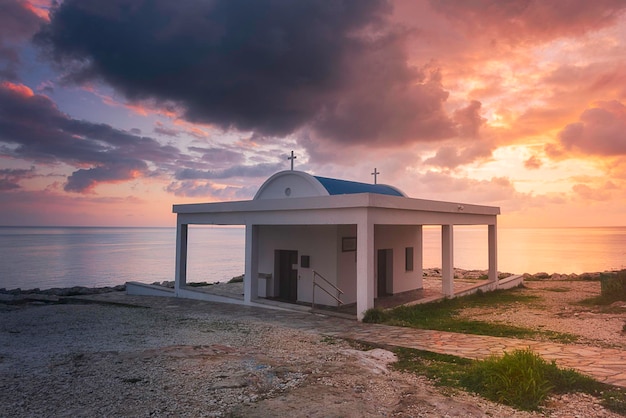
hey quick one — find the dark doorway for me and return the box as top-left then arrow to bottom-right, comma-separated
377,249 -> 393,297
275,250 -> 298,302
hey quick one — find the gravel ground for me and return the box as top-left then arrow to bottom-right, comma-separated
0,278 -> 624,417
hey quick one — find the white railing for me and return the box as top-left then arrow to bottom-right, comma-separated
312,270 -> 344,309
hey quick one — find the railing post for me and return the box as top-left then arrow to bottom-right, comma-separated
312,271 -> 316,310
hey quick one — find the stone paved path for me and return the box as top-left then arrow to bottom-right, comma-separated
79,293 -> 626,388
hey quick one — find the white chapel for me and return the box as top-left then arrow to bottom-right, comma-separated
129,166 -> 502,320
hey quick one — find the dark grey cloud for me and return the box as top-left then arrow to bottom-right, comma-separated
0,0 -> 45,80
175,162 -> 284,181
166,180 -> 256,199
0,166 -> 35,190
188,146 -> 245,165
65,160 -> 148,192
36,0 -> 457,146
153,121 -> 179,137
0,82 -> 186,192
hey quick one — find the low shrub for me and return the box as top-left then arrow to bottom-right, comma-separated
603,390 -> 626,414
600,270 -> 626,303
362,307 -> 387,323
460,349 -> 560,411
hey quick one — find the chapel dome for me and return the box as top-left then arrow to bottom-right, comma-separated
253,171 -> 406,200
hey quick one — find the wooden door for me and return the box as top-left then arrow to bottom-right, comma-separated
377,249 -> 393,296
275,250 -> 298,301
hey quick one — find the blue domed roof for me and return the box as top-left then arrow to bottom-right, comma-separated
313,176 -> 405,197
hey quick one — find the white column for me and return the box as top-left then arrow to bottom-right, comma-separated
488,222 -> 498,286
416,225 -> 423,288
174,221 -> 188,296
244,224 -> 259,303
356,214 -> 375,320
441,224 -> 454,297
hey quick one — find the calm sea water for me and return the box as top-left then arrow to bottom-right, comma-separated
1,226 -> 624,290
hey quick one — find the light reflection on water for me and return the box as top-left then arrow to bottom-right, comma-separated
424,226 -> 626,275
0,225 -> 624,290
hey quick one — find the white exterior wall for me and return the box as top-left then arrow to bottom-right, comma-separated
257,225 -> 340,306
374,225 -> 423,294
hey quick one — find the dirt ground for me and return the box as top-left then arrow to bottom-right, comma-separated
459,279 -> 626,350
0,279 -> 623,417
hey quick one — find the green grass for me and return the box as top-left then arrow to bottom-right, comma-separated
363,288 -> 578,343
544,287 -> 571,293
579,270 -> 626,306
391,347 -> 472,387
393,347 -> 626,413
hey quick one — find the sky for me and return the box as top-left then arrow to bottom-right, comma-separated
1,0 -> 625,227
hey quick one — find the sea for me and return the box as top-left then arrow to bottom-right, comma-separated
0,225 -> 625,291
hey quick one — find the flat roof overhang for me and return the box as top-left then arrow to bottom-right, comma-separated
173,193 -> 499,226
174,193 -> 500,216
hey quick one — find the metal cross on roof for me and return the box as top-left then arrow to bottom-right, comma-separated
371,168 -> 380,184
288,150 -> 297,171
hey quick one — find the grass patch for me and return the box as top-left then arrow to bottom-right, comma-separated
544,287 -> 571,293
603,390 -> 626,415
392,347 -> 472,387
579,270 -> 626,307
320,335 -> 339,345
365,288 -> 577,342
393,347 -> 626,413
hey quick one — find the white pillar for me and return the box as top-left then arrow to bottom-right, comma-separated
488,222 -> 498,286
441,224 -> 454,297
244,224 -> 259,303
174,221 -> 188,296
356,214 -> 375,320
416,225 -> 423,288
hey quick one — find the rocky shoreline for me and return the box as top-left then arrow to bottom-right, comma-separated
0,284 -> 126,305
1,268 -> 619,302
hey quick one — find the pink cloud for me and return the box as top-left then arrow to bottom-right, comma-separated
453,100 -> 485,138
423,140 -> 493,169
572,183 -> 612,201
558,100 -> 626,156
524,155 -> 542,169
429,0 -> 626,44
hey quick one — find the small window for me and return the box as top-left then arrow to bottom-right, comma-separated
405,247 -> 414,271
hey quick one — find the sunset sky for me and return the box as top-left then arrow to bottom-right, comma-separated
1,0 -> 625,227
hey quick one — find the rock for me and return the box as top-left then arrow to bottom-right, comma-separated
23,294 -> 60,303
0,293 -> 16,302
341,348 -> 397,375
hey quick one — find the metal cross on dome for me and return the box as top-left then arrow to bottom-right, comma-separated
288,150 -> 297,171
371,168 -> 380,184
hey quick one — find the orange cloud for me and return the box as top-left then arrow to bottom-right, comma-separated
524,155 -> 542,170
572,183 -> 612,201
1,81 -> 34,97
25,1 -> 51,21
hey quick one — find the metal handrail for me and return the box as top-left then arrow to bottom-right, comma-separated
312,270 -> 344,309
